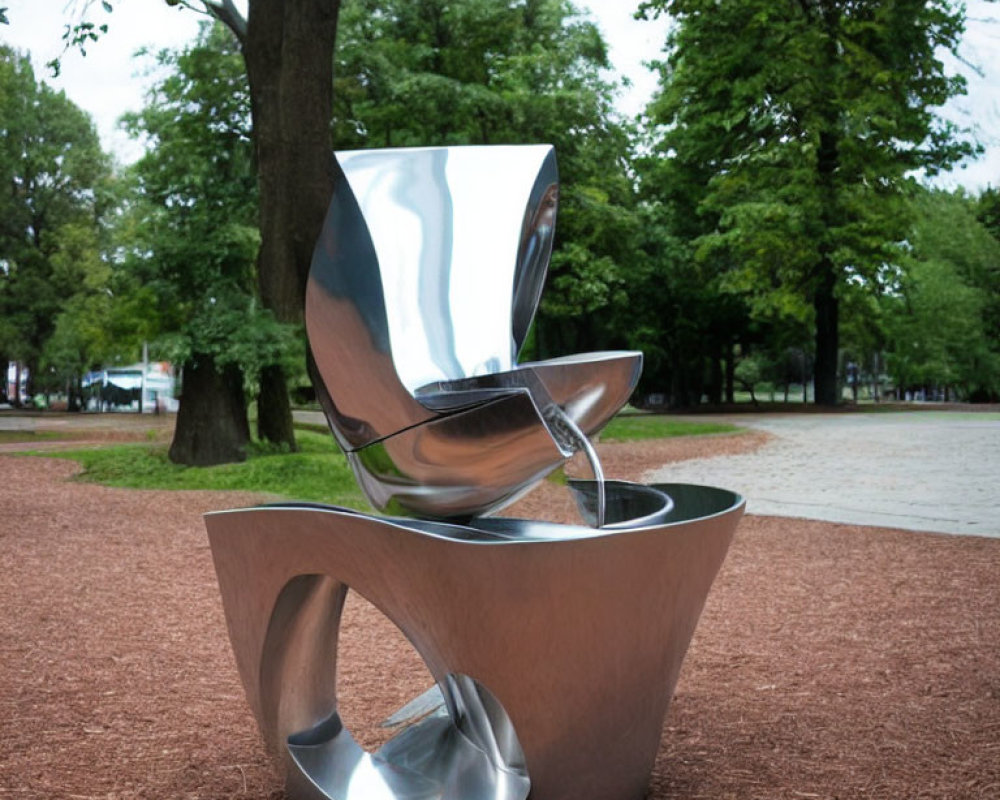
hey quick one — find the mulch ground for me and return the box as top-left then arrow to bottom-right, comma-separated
1,432 -> 997,799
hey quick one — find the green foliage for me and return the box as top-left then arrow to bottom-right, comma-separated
0,45 -> 111,395
0,430 -> 60,445
975,187 -> 1000,364
334,0 -> 617,150
733,354 -> 764,398
28,418 -> 741,501
36,429 -> 368,508
39,221 -> 142,391
599,415 -> 741,442
119,23 -> 294,378
640,0 -> 977,404
881,188 -> 1000,398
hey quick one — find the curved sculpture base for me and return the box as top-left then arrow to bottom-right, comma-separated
285,677 -> 528,800
205,483 -> 744,800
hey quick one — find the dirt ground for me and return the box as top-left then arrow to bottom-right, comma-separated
1,429 -> 998,799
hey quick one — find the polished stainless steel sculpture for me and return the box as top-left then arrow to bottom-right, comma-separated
306,145 -> 641,523
205,144 -> 745,800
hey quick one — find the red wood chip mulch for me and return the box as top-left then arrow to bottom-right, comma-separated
1,433 -> 997,799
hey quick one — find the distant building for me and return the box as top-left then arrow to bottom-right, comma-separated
82,363 -> 178,413
3,362 -> 28,406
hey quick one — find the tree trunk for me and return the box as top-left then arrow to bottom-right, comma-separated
257,362 -> 296,446
737,377 -> 758,406
724,345 -> 735,404
706,352 -> 723,405
802,352 -> 808,403
813,116 -> 841,407
169,355 -> 250,466
242,0 -> 340,449
68,375 -> 84,412
813,266 -> 839,405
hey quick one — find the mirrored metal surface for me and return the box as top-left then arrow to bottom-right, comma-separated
306,145 -> 641,519
334,146 -> 556,395
205,483 -> 745,800
208,142 -> 749,800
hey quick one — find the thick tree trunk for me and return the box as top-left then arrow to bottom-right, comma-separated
814,119 -> 841,407
257,362 -> 295,445
242,0 -> 340,449
802,351 -> 808,403
669,353 -> 702,408
813,262 -> 839,406
169,355 -> 250,466
724,345 -> 735,404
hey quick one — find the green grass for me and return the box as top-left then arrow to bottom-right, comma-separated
599,414 -> 741,442
32,429 -> 368,508
0,430 -> 61,445
24,414 -> 741,501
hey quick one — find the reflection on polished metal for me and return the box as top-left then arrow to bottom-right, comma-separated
306,145 -> 641,520
205,483 -> 744,800
206,144 -> 747,800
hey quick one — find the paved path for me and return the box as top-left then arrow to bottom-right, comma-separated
647,411 -> 1000,538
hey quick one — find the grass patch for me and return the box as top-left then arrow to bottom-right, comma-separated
24,414 -> 741,503
0,430 -> 61,445
599,414 -> 741,442
33,430 -> 368,509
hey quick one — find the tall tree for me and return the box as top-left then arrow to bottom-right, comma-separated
641,0 -> 977,405
235,0 -> 338,448
881,187 -> 1000,400
0,45 -> 110,403
121,23 -> 293,465
24,1 -> 637,434
38,0 -> 338,452
975,187 -> 1000,394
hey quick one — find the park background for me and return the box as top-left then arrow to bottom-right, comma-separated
1,3 -> 999,798
1,0 -> 1000,467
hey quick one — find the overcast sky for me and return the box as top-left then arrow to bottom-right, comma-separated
1,0 -> 997,190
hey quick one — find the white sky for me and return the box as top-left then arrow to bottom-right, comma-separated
1,0 -> 997,189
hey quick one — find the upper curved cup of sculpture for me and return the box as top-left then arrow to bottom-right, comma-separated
306,145 -> 642,519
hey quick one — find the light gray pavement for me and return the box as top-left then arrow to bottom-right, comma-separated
647,411 -> 1000,537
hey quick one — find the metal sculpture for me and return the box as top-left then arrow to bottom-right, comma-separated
205,145 -> 745,800
306,145 -> 641,522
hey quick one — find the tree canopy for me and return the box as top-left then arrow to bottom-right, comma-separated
879,188 -> 1000,400
0,44 -> 111,401
120,22 -> 298,464
2,0 -> 997,441
641,0 -> 978,405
